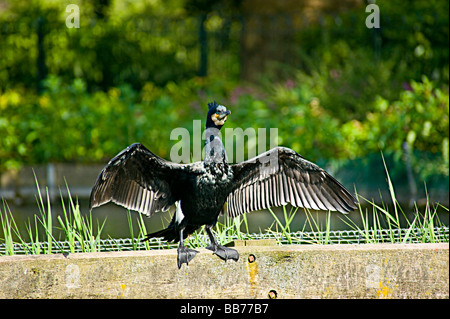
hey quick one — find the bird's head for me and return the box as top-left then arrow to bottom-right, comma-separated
206,101 -> 231,129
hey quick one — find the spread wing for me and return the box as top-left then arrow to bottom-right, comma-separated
89,143 -> 191,217
226,147 -> 357,217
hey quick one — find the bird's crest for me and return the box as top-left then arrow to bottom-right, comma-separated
208,101 -> 218,110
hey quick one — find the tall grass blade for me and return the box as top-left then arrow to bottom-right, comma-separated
381,152 -> 399,222
0,200 -> 16,255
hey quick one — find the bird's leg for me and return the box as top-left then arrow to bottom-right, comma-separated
205,226 -> 239,262
177,228 -> 199,269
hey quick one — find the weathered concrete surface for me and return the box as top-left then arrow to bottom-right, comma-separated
0,243 -> 448,299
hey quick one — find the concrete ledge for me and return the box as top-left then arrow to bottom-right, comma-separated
0,243 -> 448,299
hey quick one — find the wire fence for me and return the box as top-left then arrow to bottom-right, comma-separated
1,226 -> 448,256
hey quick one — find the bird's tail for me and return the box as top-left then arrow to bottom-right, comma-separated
142,227 -> 180,243
142,225 -> 199,243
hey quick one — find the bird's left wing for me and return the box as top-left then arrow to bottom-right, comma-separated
226,147 -> 357,217
89,143 -> 189,217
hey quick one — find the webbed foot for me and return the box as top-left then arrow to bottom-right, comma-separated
206,243 -> 239,262
177,245 -> 199,269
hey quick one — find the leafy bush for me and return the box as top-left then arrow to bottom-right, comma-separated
1,73 -> 448,182
347,76 -> 449,179
0,75 -> 234,172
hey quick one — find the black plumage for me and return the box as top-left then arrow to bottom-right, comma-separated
89,101 -> 357,268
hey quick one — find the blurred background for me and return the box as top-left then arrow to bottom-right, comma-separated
0,0 -> 448,238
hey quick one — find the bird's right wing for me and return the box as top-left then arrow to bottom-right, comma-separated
89,143 -> 189,217
226,147 -> 357,217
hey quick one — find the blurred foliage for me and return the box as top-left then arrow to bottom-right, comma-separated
266,0 -> 449,122
343,76 -> 449,180
1,74 -> 448,182
0,0 -> 198,91
233,75 -> 449,181
0,0 -> 448,189
0,75 -> 233,171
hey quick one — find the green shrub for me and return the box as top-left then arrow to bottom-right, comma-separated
350,76 -> 449,179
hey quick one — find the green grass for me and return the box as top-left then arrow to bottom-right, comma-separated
0,173 -> 106,255
0,158 -> 448,256
336,155 -> 449,245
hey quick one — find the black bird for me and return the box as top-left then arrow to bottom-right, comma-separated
89,101 -> 357,268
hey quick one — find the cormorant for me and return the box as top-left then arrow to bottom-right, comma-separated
89,101 -> 357,268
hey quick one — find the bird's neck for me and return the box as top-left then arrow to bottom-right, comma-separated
204,127 -> 228,165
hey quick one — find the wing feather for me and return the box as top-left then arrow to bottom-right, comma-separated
226,147 -> 357,216
89,143 -> 196,217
